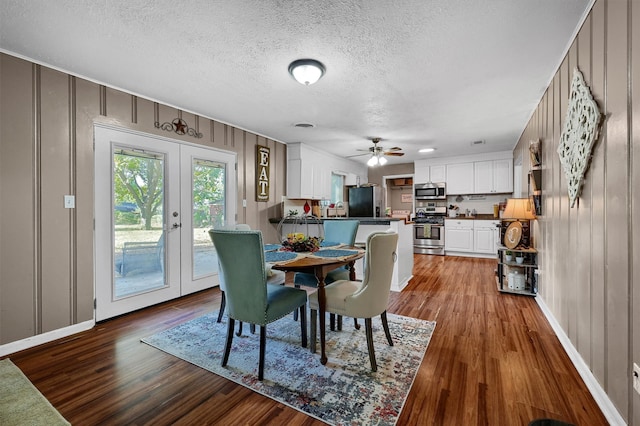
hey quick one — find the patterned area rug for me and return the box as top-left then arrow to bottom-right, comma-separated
0,359 -> 70,425
142,311 -> 435,426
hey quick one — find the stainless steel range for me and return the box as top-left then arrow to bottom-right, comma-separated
413,203 -> 446,255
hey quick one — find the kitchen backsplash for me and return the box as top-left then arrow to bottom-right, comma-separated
446,194 -> 508,216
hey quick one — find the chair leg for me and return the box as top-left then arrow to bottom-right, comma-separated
381,311 -> 393,346
258,325 -> 266,381
250,324 -> 256,334
236,321 -> 243,337
300,304 -> 307,348
293,283 -> 300,322
222,318 -> 235,367
335,316 -> 358,331
310,308 -> 317,353
365,317 -> 377,372
217,291 -> 226,323
330,313 -> 336,331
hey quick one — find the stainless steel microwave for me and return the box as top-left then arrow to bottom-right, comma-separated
414,182 -> 446,200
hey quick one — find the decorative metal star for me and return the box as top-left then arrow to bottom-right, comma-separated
172,118 -> 187,135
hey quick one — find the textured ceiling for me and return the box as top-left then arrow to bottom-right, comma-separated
0,0 -> 592,166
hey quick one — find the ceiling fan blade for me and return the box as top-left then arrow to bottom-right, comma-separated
384,152 -> 405,156
385,146 -> 402,151
346,152 -> 371,158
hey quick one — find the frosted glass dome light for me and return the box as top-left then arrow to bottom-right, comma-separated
288,59 -> 326,85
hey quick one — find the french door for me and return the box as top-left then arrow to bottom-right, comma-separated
94,125 -> 236,321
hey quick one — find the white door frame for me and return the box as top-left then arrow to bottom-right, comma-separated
94,124 -> 236,321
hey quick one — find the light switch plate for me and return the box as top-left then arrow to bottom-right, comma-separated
64,195 -> 75,209
634,363 -> 640,395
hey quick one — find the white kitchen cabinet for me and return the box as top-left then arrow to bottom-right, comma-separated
445,163 -> 474,195
287,142 -> 366,200
492,159 -> 513,193
473,159 -> 513,194
473,220 -> 500,255
429,165 -> 446,182
287,158 -> 314,198
313,166 -> 331,200
445,219 -> 474,252
414,165 -> 430,183
414,162 -> 446,184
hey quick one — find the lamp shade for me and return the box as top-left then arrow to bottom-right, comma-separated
502,198 -> 536,220
288,59 -> 325,85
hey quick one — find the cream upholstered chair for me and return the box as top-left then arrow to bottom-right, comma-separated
209,228 -> 307,381
213,224 -> 285,325
293,219 -> 359,327
308,230 -> 398,372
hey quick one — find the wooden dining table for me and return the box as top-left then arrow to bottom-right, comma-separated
269,248 -> 364,365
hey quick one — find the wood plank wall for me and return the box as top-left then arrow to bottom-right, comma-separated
513,0 -> 638,422
0,53 -> 286,345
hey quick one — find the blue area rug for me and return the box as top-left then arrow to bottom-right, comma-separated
141,311 -> 435,425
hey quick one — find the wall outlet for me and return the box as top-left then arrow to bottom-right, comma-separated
64,195 -> 75,209
634,363 -> 640,395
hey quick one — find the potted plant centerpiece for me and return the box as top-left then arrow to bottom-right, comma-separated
282,233 -> 322,253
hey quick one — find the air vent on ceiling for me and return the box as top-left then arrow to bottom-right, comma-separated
470,140 -> 485,146
294,122 -> 315,128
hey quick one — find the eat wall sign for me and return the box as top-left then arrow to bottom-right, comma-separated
256,145 -> 270,202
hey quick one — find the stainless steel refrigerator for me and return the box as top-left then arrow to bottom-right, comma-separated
347,186 -> 383,217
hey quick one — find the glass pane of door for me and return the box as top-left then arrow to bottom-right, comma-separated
191,158 -> 226,278
113,149 -> 166,298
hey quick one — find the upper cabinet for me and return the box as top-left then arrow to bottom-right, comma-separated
287,142 -> 367,200
446,163 -> 474,195
474,159 -> 513,194
416,151 -> 513,196
414,161 -> 446,183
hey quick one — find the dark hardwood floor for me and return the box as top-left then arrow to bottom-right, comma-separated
3,254 -> 607,425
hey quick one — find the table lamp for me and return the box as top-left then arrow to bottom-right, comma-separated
502,198 -> 536,248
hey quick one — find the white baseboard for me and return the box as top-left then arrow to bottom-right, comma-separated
0,320 -> 95,357
391,274 -> 412,292
444,251 -> 497,259
535,297 -> 626,426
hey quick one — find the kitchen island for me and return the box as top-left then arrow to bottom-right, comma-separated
269,217 -> 413,292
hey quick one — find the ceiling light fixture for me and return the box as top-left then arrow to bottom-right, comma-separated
367,153 -> 387,167
419,148 -> 435,153
288,59 -> 325,85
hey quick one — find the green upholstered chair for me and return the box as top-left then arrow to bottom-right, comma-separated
293,219 -> 360,288
213,224 -> 285,325
308,230 -> 398,372
209,229 -> 308,381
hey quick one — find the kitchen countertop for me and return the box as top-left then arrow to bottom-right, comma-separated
445,214 -> 499,220
269,217 -> 407,225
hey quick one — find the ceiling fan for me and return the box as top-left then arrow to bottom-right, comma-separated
348,138 -> 404,166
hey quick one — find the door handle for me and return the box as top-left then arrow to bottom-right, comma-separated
172,222 -> 182,229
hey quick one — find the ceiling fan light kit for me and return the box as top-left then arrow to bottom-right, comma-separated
288,59 -> 325,85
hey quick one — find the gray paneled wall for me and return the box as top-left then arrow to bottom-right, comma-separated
0,53 -> 286,345
514,0 -> 638,422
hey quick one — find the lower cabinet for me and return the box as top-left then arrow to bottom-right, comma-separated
444,220 -> 474,252
445,219 -> 500,256
473,220 -> 501,255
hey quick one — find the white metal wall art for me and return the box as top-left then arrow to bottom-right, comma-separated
557,68 -> 602,207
